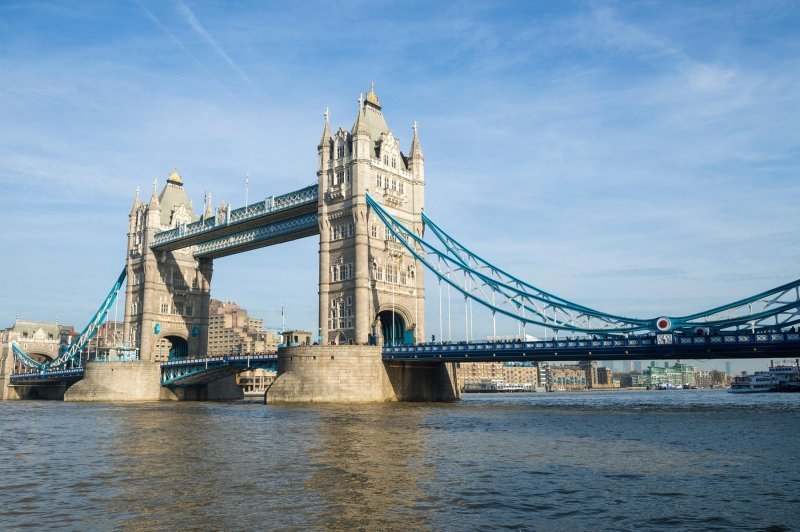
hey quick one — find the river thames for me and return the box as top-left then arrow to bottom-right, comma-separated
1,390 -> 799,530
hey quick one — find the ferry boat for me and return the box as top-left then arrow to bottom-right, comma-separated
728,360 -> 800,393
729,372 -> 776,393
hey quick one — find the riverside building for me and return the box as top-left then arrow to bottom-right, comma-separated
458,362 -> 540,392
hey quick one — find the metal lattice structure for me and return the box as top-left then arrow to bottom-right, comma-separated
11,268 -> 127,372
194,212 -> 318,258
151,184 -> 318,250
366,194 -> 800,336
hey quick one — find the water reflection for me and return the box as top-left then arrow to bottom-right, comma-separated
1,392 -> 799,530
307,404 -> 434,529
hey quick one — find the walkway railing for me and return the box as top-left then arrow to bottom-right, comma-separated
152,184 -> 318,247
160,354 -> 278,386
383,332 -> 800,361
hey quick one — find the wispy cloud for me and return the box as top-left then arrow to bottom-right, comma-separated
173,0 -> 254,87
135,0 -> 220,85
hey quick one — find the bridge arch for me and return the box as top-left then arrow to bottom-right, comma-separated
376,305 -> 413,346
154,334 -> 189,361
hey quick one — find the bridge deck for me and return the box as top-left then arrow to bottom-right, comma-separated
382,332 -> 800,362
160,354 -> 278,386
9,367 -> 85,385
150,185 -> 318,254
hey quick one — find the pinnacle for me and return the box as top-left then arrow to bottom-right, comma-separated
319,107 -> 332,148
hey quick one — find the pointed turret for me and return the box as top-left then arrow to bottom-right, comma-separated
351,96 -> 369,137
130,186 -> 141,215
365,81 -> 381,109
408,121 -> 425,182
319,108 -> 332,149
409,120 -> 424,159
204,192 -> 213,218
149,178 -> 160,210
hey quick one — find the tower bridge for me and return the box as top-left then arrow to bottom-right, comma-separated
4,85 -> 800,402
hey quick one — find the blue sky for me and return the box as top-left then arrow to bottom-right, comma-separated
1,1 -> 798,371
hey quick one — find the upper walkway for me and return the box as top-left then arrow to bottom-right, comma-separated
150,184 -> 318,257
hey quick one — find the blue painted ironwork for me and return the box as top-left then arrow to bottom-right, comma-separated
383,332 -> 800,362
151,184 -> 318,250
367,193 -> 800,335
193,212 -> 318,258
160,354 -> 278,386
11,268 -> 127,373
9,367 -> 85,385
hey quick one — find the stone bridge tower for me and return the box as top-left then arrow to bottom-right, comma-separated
317,86 -> 426,346
123,170 -> 213,361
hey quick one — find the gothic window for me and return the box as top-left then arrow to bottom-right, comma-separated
391,179 -> 396,191
376,174 -> 382,188
160,301 -> 170,314
400,269 -> 407,285
399,182 -> 404,194
392,157 -> 396,169
328,297 -> 348,329
384,155 -> 389,165
371,225 -> 377,238
387,264 -> 398,284
174,302 -> 184,315
337,144 -> 344,158
185,305 -> 194,317
172,270 -> 186,288
346,168 -> 351,183
132,297 -> 141,314
336,170 -> 343,184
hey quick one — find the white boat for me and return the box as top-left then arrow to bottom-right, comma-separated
729,372 -> 776,393
729,360 -> 800,393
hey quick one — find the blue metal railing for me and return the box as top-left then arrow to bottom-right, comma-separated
152,184 -> 318,247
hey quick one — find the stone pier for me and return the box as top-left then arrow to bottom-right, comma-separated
265,345 -> 460,403
64,361 -> 243,402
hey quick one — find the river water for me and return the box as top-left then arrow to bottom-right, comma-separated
1,390 -> 799,530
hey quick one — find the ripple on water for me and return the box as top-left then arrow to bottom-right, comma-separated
0,392 -> 799,529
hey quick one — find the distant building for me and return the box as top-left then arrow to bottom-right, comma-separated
457,362 -> 539,392
0,319 -> 62,363
543,362 -> 619,391
549,364 -> 588,390
207,300 -> 279,356
205,299 -> 282,396
641,361 -> 697,387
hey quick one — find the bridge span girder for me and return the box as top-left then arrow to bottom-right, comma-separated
382,332 -> 800,363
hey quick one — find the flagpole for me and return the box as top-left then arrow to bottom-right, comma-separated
245,172 -> 249,212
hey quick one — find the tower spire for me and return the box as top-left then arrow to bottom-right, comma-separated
409,120 -> 423,159
365,82 -> 381,108
130,186 -> 141,214
352,100 -> 369,136
319,107 -> 332,148
149,178 -> 160,209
